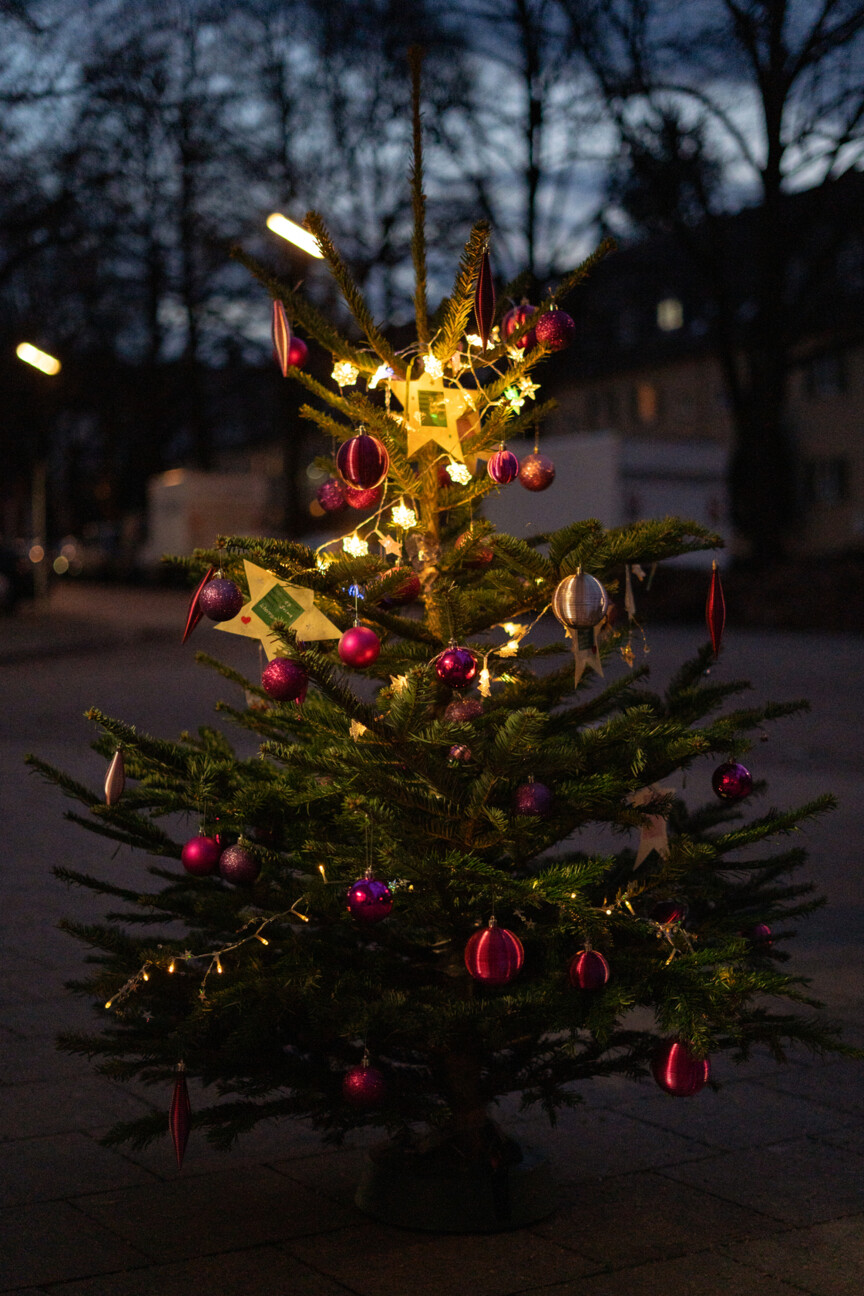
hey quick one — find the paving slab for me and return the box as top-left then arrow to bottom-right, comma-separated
0,1131 -> 157,1209
0,1199 -> 148,1291
0,1028 -> 90,1086
751,1056 -> 864,1119
0,1075 -> 155,1142
660,1136 -> 864,1226
284,1223 -> 596,1296
530,1169 -> 781,1267
517,1250 -> 809,1295
507,1107 -> 715,1180
39,1246 -> 355,1296
71,1166 -> 356,1263
722,1213 -> 864,1296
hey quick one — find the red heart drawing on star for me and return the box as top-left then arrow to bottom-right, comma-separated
241,616 -> 251,624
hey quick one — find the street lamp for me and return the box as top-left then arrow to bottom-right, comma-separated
265,213 -> 324,258
16,341 -> 62,605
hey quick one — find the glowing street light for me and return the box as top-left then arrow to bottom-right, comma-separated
266,213 -> 324,258
16,342 -> 61,375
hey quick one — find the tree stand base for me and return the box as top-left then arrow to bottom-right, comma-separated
355,1132 -> 557,1233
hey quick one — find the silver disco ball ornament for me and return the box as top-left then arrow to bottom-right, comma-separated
552,573 -> 609,629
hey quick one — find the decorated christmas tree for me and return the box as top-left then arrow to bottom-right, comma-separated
31,55 -> 848,1228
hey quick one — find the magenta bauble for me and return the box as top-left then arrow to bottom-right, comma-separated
568,949 -> 610,991
502,302 -> 538,350
338,625 -> 381,668
316,477 -> 345,513
535,309 -> 576,351
748,922 -> 773,947
198,578 -> 244,622
218,843 -> 261,885
514,780 -> 553,816
652,1040 -> 710,1097
651,900 -> 688,927
464,922 -> 524,986
346,876 -> 393,923
181,835 -> 222,876
435,645 -> 478,689
344,483 -> 384,510
370,567 -> 421,608
454,531 -> 494,569
487,448 -> 520,484
336,430 -> 390,490
287,336 -> 308,368
711,761 -> 753,801
445,697 -> 483,722
342,1062 -> 387,1107
449,743 -> 472,763
518,452 -> 556,492
261,657 -> 308,702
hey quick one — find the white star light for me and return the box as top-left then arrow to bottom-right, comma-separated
369,364 -> 395,389
343,533 -> 369,557
446,460 -> 473,485
422,353 -> 444,379
332,360 -> 359,387
390,499 -> 418,530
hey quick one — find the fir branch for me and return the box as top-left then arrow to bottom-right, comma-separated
434,221 -> 492,360
409,46 -> 429,348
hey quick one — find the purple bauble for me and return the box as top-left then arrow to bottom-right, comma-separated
502,302 -> 538,351
317,477 -> 345,513
344,483 -> 384,510
518,452 -> 556,492
711,761 -> 753,801
181,834 -> 222,876
346,876 -> 393,923
487,448 -> 520,484
261,657 -> 308,702
336,430 -> 389,490
514,780 -> 553,817
464,922 -> 524,986
748,922 -> 773,947
435,645 -> 478,689
218,843 -> 261,885
198,578 -> 244,622
568,949 -> 610,991
342,1062 -> 387,1107
338,625 -> 381,668
449,743 -> 472,763
535,309 -> 576,351
454,532 -> 494,569
652,1040 -> 710,1097
445,697 -> 483,722
651,900 -> 688,927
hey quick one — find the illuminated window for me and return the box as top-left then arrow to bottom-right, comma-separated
657,298 -> 683,331
633,382 -> 659,424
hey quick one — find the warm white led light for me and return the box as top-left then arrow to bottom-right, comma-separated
16,342 -> 61,375
266,213 -> 324,258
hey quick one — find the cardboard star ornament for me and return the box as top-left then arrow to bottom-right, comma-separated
216,560 -> 341,660
628,784 -> 675,868
565,625 -> 604,686
403,374 -> 471,460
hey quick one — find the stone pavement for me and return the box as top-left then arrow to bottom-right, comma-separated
1,583 -> 863,1295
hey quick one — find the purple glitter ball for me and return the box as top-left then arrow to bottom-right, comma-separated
261,657 -> 308,702
518,452 -> 556,492
445,697 -> 483,722
198,578 -> 244,622
316,477 -> 346,513
535,309 -> 576,351
342,1063 -> 387,1107
711,761 -> 753,801
218,843 -> 261,885
181,835 -> 221,876
435,646 -> 478,689
346,877 -> 393,924
514,780 -> 553,816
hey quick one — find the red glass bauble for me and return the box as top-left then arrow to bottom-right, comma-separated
370,567 -> 421,608
342,1062 -> 387,1107
712,761 -> 753,801
287,336 -> 308,368
519,452 -> 556,492
455,531 -> 494,569
568,949 -> 610,991
261,657 -> 308,702
344,483 -> 383,510
338,625 -> 381,668
650,900 -> 688,927
346,876 -> 393,923
706,562 -> 725,656
652,1040 -> 710,1097
445,697 -> 483,722
198,578 -> 244,622
316,477 -> 345,513
502,302 -> 538,350
514,780 -> 553,816
336,431 -> 390,490
487,448 -> 520,484
464,922 -> 524,985
449,743 -> 472,763
435,645 -> 478,689
535,309 -> 576,351
218,843 -> 261,885
181,835 -> 222,876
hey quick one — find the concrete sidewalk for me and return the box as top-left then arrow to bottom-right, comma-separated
1,589 -> 863,1295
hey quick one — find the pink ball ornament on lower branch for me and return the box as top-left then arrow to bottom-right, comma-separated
261,657 -> 308,703
338,625 -> 381,668
449,743 -> 472,764
712,761 -> 753,801
218,842 -> 261,885
464,919 -> 524,986
342,1058 -> 387,1108
346,874 -> 393,924
181,834 -> 222,876
445,696 -> 483,723
568,949 -> 610,991
651,1039 -> 711,1097
454,531 -> 494,570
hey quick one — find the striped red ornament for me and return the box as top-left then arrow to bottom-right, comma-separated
474,248 -> 495,348
568,949 -> 610,991
169,1063 -> 192,1168
487,448 -> 519,484
272,300 -> 292,377
336,430 -> 390,490
651,1040 -> 710,1097
464,920 -> 524,986
705,560 -> 726,656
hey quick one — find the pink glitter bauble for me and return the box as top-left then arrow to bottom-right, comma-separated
338,625 -> 381,668
181,835 -> 222,876
455,532 -> 494,569
316,477 -> 345,513
487,449 -> 520,484
464,923 -> 524,985
342,1063 -> 387,1107
514,781 -> 553,816
218,844 -> 261,885
344,483 -> 384,510
346,877 -> 393,923
198,578 -> 244,622
652,1040 -> 710,1097
535,309 -> 576,351
518,452 -> 556,492
711,761 -> 753,801
445,697 -> 483,722
261,657 -> 308,702
568,949 -> 610,991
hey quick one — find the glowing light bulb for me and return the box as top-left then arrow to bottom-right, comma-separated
423,353 -> 444,379
266,213 -> 324,258
390,499 -> 417,530
369,364 -> 394,389
343,533 -> 369,557
331,360 -> 359,387
16,342 -> 61,375
446,460 -> 472,485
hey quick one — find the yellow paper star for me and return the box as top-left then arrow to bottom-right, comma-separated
215,560 -> 341,660
404,374 -> 470,460
628,785 -> 675,868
